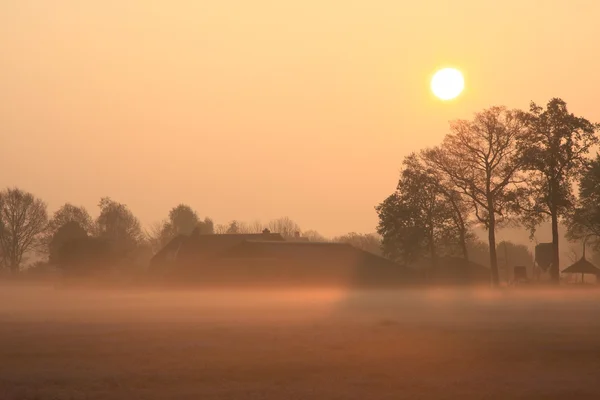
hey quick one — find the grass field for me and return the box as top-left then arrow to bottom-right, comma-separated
1,283 -> 600,399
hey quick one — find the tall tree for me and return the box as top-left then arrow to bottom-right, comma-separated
168,204 -> 200,236
44,203 -> 93,254
197,217 -> 215,234
151,206 -> 214,250
96,197 -> 143,256
376,154 -> 463,266
226,220 -> 240,234
521,98 -> 599,283
0,188 -> 48,272
566,154 -> 600,245
417,152 -> 473,261
49,221 -> 88,264
47,203 -> 93,235
423,106 -> 527,285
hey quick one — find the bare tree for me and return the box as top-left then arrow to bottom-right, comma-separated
268,217 -> 301,239
247,220 -> 265,234
333,232 -> 382,256
235,221 -> 252,234
302,230 -> 328,242
214,224 -> 229,234
226,220 -> 241,234
145,220 -> 171,253
423,107 -> 527,286
0,188 -> 48,273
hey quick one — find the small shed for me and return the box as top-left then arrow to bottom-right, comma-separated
561,257 -> 600,283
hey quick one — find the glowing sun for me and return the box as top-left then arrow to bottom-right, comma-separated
431,68 -> 464,100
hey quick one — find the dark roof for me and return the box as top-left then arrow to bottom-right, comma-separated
223,240 -> 403,268
150,235 -> 186,265
150,237 -> 416,287
561,257 -> 600,275
150,232 -> 285,267
218,240 -> 415,286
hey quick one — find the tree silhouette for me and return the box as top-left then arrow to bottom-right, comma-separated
267,217 -> 301,239
145,221 -> 170,253
302,230 -> 328,242
333,232 -> 382,256
149,206 -> 214,250
96,197 -> 143,256
168,204 -> 200,236
226,220 -> 240,234
48,203 -> 93,235
44,203 -> 93,255
423,107 -> 527,285
377,154 -> 462,265
197,217 -> 215,234
520,98 -> 599,283
567,154 -> 600,246
416,151 -> 473,261
0,187 -> 48,272
49,221 -> 88,265
57,236 -> 112,275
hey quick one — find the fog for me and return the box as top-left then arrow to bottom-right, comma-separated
2,283 -> 600,399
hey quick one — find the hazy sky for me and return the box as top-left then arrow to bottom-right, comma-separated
1,1 -> 599,237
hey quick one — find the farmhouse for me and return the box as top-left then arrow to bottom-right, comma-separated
149,230 -> 416,287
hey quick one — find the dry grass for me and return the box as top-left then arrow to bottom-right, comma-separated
1,283 -> 600,399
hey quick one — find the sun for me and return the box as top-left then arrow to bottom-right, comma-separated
431,68 -> 464,100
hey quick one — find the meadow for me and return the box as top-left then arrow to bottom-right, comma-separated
1,283 -> 600,399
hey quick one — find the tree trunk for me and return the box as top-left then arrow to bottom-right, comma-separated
487,205 -> 500,287
459,227 -> 469,262
550,210 -> 560,284
428,227 -> 437,270
447,193 -> 468,262
10,261 -> 19,275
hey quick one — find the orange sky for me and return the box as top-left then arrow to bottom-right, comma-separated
1,1 -> 599,237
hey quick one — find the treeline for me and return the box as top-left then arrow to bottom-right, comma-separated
377,98 -> 600,286
0,191 -> 380,275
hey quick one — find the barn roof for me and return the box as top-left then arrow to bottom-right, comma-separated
149,234 -> 187,266
149,236 -> 417,287
222,240 -> 404,269
150,232 -> 285,267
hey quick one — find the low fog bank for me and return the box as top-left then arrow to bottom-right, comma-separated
2,281 -> 600,327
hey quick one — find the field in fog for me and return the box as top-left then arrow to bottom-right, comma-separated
1,283 -> 600,399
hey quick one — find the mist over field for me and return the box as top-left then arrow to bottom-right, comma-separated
2,283 -> 600,400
